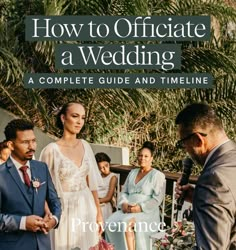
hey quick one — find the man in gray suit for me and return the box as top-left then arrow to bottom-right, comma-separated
0,119 -> 61,250
175,103 -> 236,249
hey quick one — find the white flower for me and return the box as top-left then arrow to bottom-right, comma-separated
32,178 -> 46,193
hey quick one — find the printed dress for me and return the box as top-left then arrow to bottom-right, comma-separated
105,168 -> 165,250
40,140 -> 103,250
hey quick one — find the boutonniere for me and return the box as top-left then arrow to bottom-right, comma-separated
32,178 -> 46,193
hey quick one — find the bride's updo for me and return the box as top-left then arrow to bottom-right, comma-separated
56,101 -> 85,130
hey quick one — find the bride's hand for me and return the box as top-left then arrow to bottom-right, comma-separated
97,214 -> 104,235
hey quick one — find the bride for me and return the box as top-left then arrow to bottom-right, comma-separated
40,101 -> 103,250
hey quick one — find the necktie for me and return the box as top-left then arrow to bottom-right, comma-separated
19,166 -> 31,187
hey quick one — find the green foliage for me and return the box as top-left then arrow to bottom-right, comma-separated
0,0 -> 236,175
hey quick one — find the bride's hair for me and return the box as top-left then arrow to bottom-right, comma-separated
56,101 -> 85,130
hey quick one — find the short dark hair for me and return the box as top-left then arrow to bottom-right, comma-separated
56,101 -> 85,130
175,103 -> 223,131
4,119 -> 34,141
140,141 -> 156,156
95,152 -> 111,163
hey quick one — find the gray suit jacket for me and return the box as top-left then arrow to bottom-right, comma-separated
0,158 -> 61,250
193,140 -> 236,250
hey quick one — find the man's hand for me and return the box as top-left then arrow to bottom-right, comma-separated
25,215 -> 45,232
41,213 -> 56,234
175,178 -> 194,203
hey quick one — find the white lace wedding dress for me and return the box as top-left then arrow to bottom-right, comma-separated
40,140 -> 103,250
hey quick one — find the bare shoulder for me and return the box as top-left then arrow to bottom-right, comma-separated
110,174 -> 118,182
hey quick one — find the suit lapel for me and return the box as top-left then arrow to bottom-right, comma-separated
31,163 -> 36,184
30,164 -> 36,211
6,158 -> 32,207
30,163 -> 42,212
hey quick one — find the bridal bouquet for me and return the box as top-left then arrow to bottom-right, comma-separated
154,220 -> 195,250
89,237 -> 115,250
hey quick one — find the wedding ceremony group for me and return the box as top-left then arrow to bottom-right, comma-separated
1,101 -> 236,250
0,0 -> 236,250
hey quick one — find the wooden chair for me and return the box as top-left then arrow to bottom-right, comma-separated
112,173 -> 120,211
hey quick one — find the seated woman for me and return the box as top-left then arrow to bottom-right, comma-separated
0,140 -> 11,164
105,141 -> 165,250
95,152 -> 118,221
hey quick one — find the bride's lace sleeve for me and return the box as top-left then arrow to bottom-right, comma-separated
82,140 -> 104,191
39,143 -> 63,198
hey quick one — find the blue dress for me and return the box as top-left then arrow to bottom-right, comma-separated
105,168 -> 165,250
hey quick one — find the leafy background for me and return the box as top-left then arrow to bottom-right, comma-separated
0,0 -> 235,174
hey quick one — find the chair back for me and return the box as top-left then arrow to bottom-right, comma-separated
111,173 -> 120,211
149,178 -> 167,249
160,179 -> 166,228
